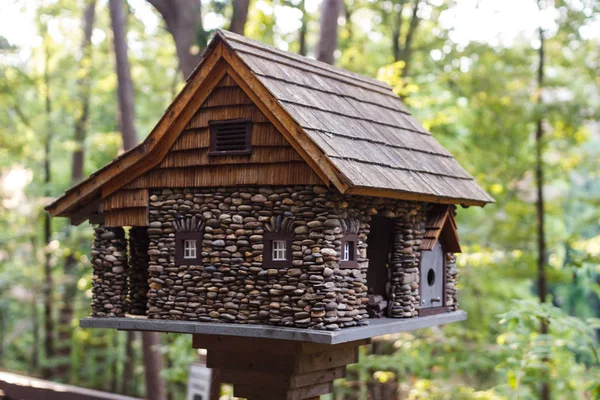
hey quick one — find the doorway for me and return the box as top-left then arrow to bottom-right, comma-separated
366,216 -> 393,300
420,241 -> 445,310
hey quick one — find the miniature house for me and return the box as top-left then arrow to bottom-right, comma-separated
46,30 -> 493,331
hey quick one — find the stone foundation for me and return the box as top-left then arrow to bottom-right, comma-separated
90,226 -> 129,317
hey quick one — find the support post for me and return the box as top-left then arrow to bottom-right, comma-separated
91,226 -> 129,317
192,335 -> 369,400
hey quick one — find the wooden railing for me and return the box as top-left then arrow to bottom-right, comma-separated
0,371 -> 141,400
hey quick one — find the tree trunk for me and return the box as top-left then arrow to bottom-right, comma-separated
122,331 -> 136,395
55,0 -> 97,381
399,0 -> 421,79
109,0 -> 137,150
316,0 -> 342,64
109,3 -> 166,397
534,3 -> 550,398
229,0 -> 250,35
42,35 -> 55,380
147,0 -> 205,79
391,2 -> 405,62
298,0 -> 308,56
71,0 -> 96,183
142,332 -> 167,400
31,297 -> 39,373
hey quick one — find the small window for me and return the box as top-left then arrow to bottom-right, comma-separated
175,232 -> 203,265
264,232 -> 293,268
183,239 -> 197,259
272,240 -> 287,261
209,119 -> 252,156
342,241 -> 353,261
340,234 -> 358,268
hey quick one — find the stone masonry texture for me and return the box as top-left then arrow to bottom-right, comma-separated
91,226 -> 129,317
90,185 -> 459,328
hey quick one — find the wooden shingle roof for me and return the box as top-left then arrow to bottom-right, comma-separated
46,30 -> 492,220
217,30 -> 494,205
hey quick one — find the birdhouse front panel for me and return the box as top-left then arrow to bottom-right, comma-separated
46,30 -> 492,332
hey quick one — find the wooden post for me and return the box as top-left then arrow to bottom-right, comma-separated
192,335 -> 369,400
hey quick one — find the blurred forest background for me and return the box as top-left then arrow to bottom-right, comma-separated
1,0 -> 599,399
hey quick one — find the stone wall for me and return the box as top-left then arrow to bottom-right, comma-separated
90,226 -> 129,317
88,185 -> 462,326
145,186 -> 374,330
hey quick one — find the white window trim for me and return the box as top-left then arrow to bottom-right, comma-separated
342,241 -> 351,261
183,239 -> 197,259
272,240 -> 287,261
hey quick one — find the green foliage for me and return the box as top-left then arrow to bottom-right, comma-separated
1,0 -> 599,398
496,300 -> 600,399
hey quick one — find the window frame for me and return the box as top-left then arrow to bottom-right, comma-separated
175,232 -> 203,265
183,239 -> 197,259
340,234 -> 359,268
208,118 -> 253,156
263,232 -> 294,268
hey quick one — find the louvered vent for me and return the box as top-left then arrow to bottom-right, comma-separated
209,119 -> 252,155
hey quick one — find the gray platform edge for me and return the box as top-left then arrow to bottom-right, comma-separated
80,311 -> 466,345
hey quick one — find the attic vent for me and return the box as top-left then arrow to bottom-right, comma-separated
209,119 -> 252,156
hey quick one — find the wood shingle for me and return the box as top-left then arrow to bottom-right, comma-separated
217,30 -> 493,205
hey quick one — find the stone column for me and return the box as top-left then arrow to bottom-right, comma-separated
129,226 -> 150,315
388,203 -> 426,318
445,253 -> 459,311
90,225 -> 129,317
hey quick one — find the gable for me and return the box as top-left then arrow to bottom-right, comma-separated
420,207 -> 461,253
124,74 -> 322,190
103,74 -> 322,226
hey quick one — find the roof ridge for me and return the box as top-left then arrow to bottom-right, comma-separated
215,29 -> 393,92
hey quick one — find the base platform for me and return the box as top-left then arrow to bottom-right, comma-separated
80,310 -> 466,344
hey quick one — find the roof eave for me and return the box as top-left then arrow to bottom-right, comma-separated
345,186 -> 493,207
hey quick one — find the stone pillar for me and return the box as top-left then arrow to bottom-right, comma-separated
129,226 -> 150,315
445,253 -> 458,311
90,225 -> 129,317
388,203 -> 426,318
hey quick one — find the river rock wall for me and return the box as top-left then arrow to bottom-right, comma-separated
145,186 -> 372,330
88,186 -> 461,327
90,226 -> 129,317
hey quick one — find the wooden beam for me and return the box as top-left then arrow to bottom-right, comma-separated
289,367 -> 346,389
69,198 -> 102,226
0,371 -> 141,400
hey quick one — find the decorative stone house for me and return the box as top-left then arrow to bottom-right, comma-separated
46,30 -> 493,331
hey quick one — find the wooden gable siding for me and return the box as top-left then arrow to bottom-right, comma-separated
104,189 -> 148,227
420,206 -> 461,253
118,73 -> 321,192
